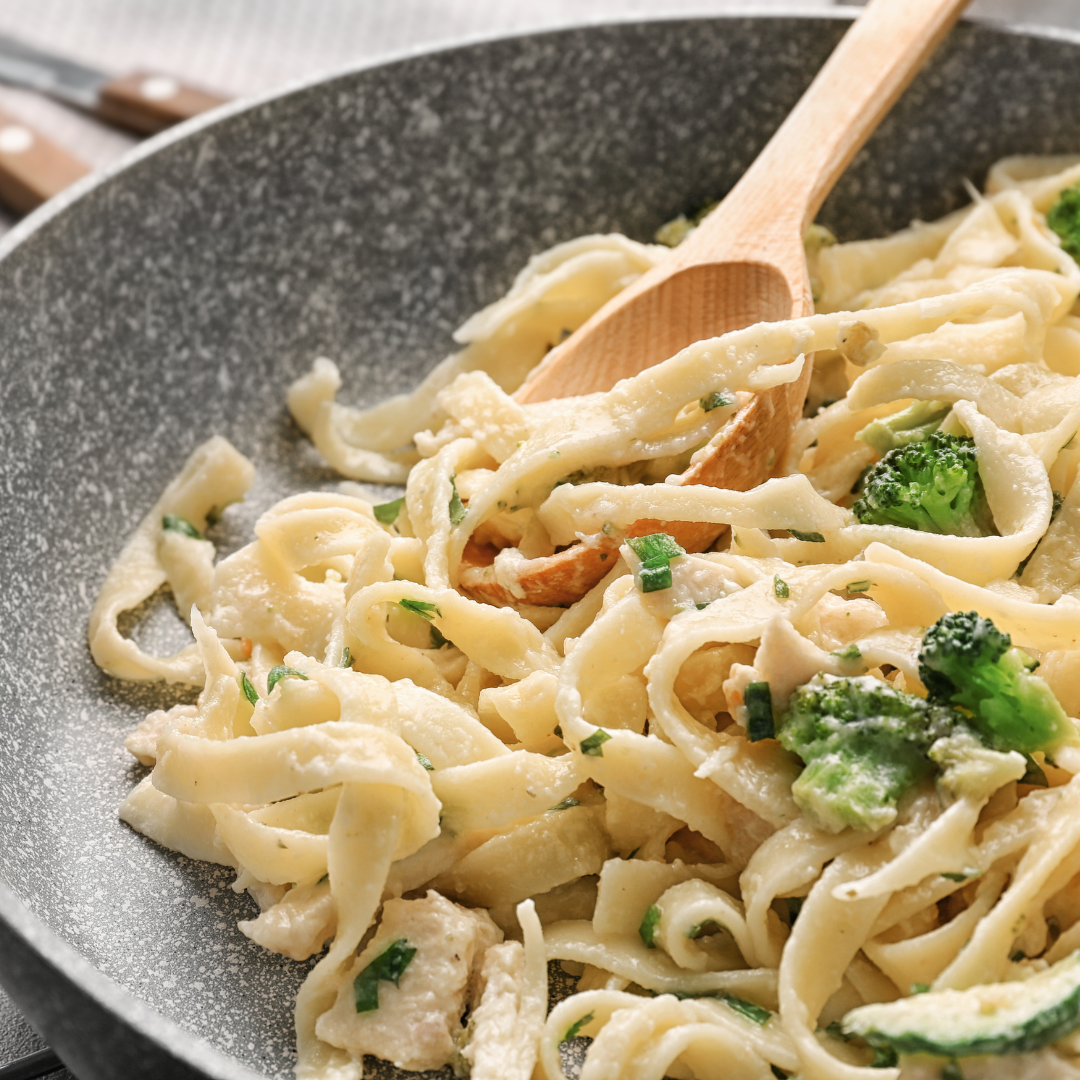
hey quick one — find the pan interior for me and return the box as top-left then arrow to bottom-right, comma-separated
2,15 -> 1080,1079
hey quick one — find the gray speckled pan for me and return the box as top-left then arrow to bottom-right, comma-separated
2,11 -> 1080,1080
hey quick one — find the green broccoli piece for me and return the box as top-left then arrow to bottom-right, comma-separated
778,674 -> 967,833
855,400 -> 952,457
1048,183 -> 1080,261
852,431 -> 994,537
919,611 -> 1074,754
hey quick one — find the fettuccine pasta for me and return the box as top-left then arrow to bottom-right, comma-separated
92,155 -> 1080,1080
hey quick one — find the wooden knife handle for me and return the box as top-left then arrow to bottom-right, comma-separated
0,109 -> 90,215
96,71 -> 229,135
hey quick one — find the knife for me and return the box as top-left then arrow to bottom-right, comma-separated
0,32 -> 229,134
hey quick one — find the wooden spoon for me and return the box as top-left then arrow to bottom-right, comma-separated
459,0 -> 970,608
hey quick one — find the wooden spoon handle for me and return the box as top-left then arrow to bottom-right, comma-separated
96,71 -> 229,135
687,0 -> 970,268
0,109 -> 90,215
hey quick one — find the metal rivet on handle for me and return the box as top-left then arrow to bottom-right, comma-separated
0,126 -> 33,154
139,76 -> 180,102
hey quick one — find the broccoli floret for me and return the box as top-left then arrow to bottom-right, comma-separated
856,400 -> 952,457
852,431 -> 994,537
778,674 -> 967,833
919,611 -> 1074,754
1048,183 -> 1080,261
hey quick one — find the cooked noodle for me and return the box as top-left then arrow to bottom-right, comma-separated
92,155 -> 1080,1080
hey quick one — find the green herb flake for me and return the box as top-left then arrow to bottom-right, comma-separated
626,532 -> 686,594
720,994 -> 772,1026
773,575 -> 790,599
353,938 -> 417,1013
580,729 -> 612,757
910,982 -> 931,995
562,1011 -> 594,1042
267,665 -> 309,695
448,475 -> 466,526
373,496 -> 405,525
339,646 -> 352,669
846,580 -> 872,593
872,1046 -> 899,1069
940,872 -> 969,883
627,847 -> 640,860
832,643 -> 862,662
700,391 -> 734,412
1021,752 -> 1049,787
239,672 -> 259,706
694,601 -> 711,610
788,528 -> 826,543
687,919 -> 723,939
548,796 -> 580,812
399,598 -> 442,621
162,513 -> 204,540
744,682 -> 775,742
639,904 -> 661,948
416,751 -> 435,772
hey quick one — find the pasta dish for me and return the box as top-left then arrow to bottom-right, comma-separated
88,154 -> 1080,1080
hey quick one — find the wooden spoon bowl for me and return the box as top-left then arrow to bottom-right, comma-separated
459,0 -> 970,609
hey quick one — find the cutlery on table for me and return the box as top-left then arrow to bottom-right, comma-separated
0,32 -> 229,134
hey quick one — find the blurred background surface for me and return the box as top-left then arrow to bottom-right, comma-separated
0,0 -> 1078,1077
0,0 -> 1076,235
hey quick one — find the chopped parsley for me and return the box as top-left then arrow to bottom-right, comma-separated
548,796 -> 580,812
672,990 -> 772,1026
162,514 -> 204,540
580,729 -> 612,757
940,872 -> 969,883
719,994 -> 772,1026
239,672 -> 259,706
1021,753 -> 1049,787
267,665 -> 309,695
788,529 -> 826,543
626,532 -> 686,593
416,751 -> 435,772
563,1011 -> 594,1041
700,391 -> 734,412
773,575 -> 790,599
687,919 -> 724,939
639,904 -> 661,948
339,646 -> 352,668
373,496 -> 405,525
353,938 -> 417,1013
832,643 -> 862,662
846,580 -> 872,593
448,474 -> 466,526
744,682 -> 775,741
910,982 -> 931,995
399,598 -> 442,620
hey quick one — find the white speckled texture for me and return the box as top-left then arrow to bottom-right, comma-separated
3,13 -> 1080,1080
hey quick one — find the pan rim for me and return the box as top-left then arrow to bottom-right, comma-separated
1,8 -> 1078,1079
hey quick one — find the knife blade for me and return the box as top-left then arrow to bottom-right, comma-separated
0,32 -> 229,134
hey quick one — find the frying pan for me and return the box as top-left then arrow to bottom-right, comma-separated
3,12 -> 1080,1080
